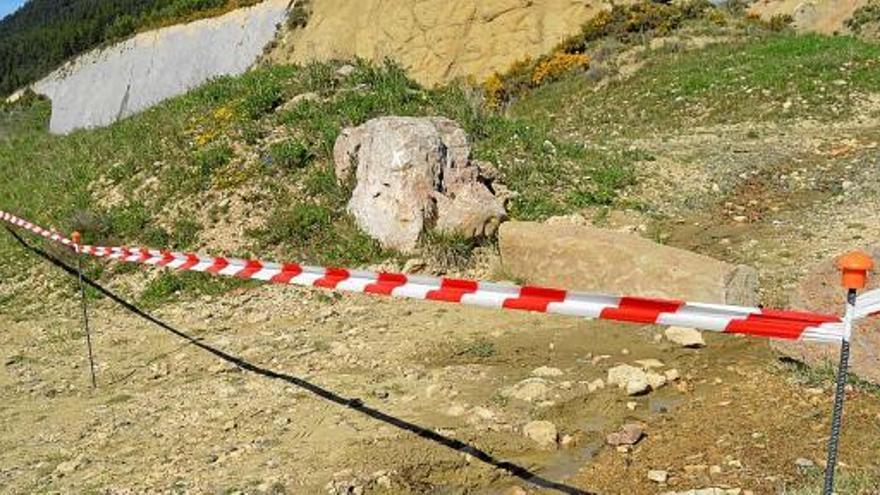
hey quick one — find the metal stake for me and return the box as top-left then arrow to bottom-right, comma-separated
73,233 -> 97,389
823,251 -> 873,494
822,288 -> 855,495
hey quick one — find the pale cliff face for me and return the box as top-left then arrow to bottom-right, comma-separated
271,0 -> 614,86
32,0 -> 290,135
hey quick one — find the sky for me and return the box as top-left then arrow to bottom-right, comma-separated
0,0 -> 26,20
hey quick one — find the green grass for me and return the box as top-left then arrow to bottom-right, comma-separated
513,33 -> 880,140
783,467 -> 880,494
0,60 -> 636,306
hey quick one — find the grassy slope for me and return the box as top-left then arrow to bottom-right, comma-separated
513,33 -> 880,140
0,61 -> 634,306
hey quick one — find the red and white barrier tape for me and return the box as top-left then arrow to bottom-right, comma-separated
0,210 -> 848,344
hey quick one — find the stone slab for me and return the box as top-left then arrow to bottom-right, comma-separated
498,221 -> 758,306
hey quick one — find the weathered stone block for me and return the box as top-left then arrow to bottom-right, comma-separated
498,221 -> 758,305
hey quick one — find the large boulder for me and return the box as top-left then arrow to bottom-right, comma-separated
334,117 -> 506,252
771,246 -> 880,384
498,221 -> 758,305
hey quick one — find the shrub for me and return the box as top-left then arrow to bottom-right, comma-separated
848,1 -> 880,32
287,0 -> 312,30
193,144 -> 233,183
268,139 -> 315,171
486,0 -> 714,105
767,13 -> 794,31
531,52 -> 590,86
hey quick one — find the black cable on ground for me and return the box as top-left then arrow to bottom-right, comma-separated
4,226 -> 592,495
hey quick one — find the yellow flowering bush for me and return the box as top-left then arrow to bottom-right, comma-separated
531,52 -> 590,86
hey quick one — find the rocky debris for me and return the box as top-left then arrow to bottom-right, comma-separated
772,246 -> 880,384
501,378 -> 550,402
665,326 -> 706,348
605,423 -> 644,447
522,420 -> 558,448
502,486 -> 528,495
587,378 -> 605,392
33,0 -> 290,134
334,117 -> 507,252
626,375 -> 650,396
646,372 -> 667,390
795,457 -> 815,469
648,469 -> 669,483
498,222 -> 758,305
276,91 -> 320,113
607,364 -> 664,395
335,64 -> 356,78
531,366 -> 564,378
635,359 -> 664,369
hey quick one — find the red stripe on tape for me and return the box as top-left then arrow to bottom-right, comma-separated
365,272 -> 408,295
137,248 -> 152,263
236,260 -> 264,279
725,314 -> 811,340
601,296 -> 685,324
427,278 -> 479,302
271,263 -> 303,284
157,251 -> 176,267
314,268 -> 350,289
503,286 -> 568,312
178,253 -> 201,271
206,257 -> 230,274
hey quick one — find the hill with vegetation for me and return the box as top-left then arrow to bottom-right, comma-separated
0,0 -> 260,97
1,2 -> 880,493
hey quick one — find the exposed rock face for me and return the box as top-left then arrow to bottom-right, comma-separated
270,0 -> 614,86
748,0 -> 867,34
32,0 -> 289,134
772,246 -> 880,384
334,117 -> 506,252
498,221 -> 759,305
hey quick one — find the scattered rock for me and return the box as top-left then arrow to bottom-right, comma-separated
522,420 -> 558,448
635,358 -> 664,369
335,64 -> 356,78
608,364 -> 652,395
648,469 -> 668,483
587,378 -> 605,392
607,364 -> 645,387
664,369 -> 681,382
605,423 -> 644,446
502,486 -> 528,495
795,458 -> 815,469
502,378 -> 550,402
665,326 -> 706,348
531,366 -> 564,378
646,372 -> 668,390
626,376 -> 650,396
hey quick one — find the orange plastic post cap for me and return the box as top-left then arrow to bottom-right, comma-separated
838,251 -> 874,289
71,231 -> 82,245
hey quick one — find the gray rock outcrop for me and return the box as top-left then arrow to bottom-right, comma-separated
32,0 -> 290,134
334,116 -> 507,253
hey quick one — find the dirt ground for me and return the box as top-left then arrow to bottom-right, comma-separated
3,116 -> 880,494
